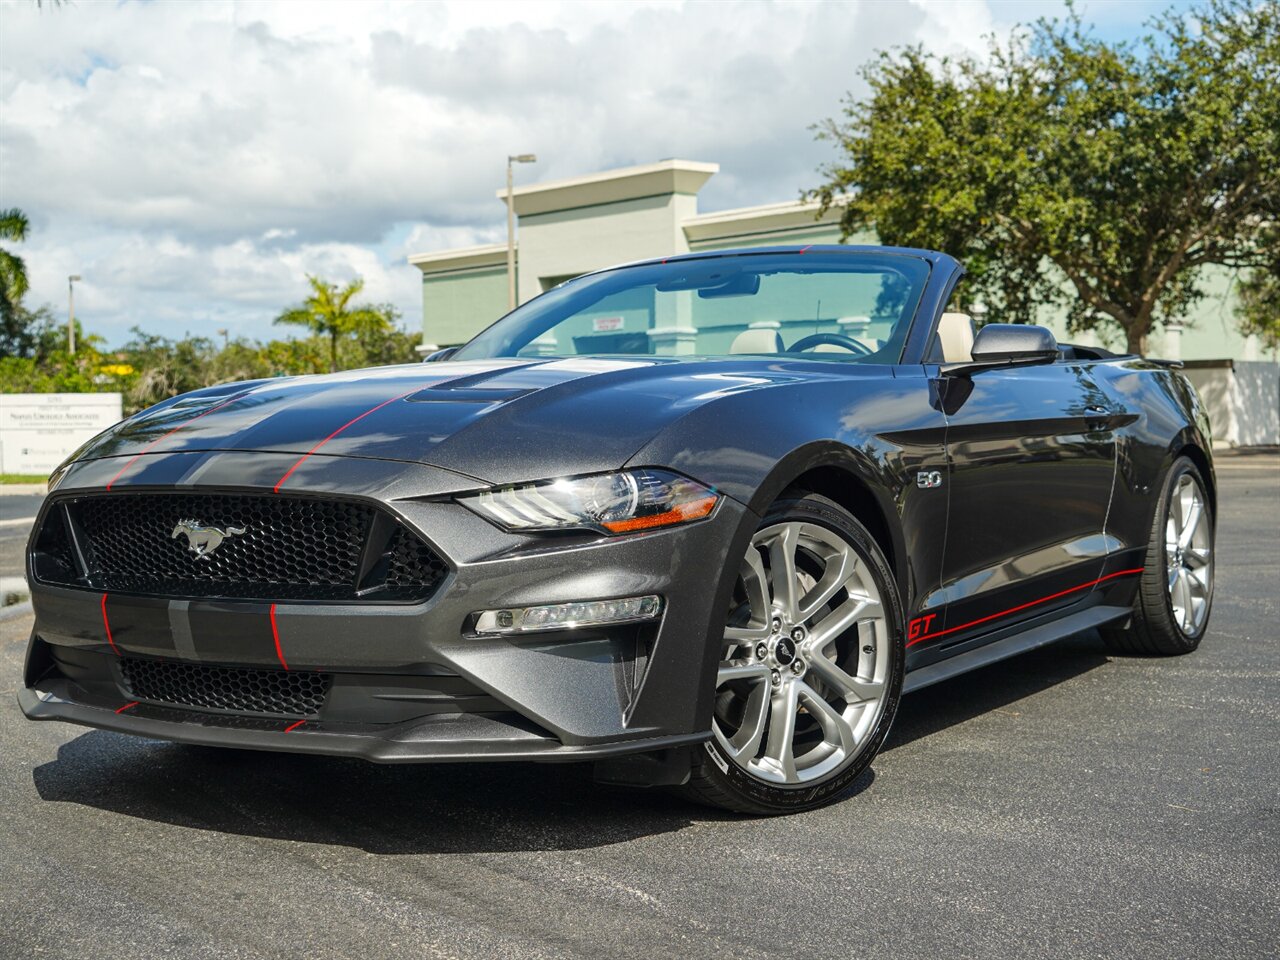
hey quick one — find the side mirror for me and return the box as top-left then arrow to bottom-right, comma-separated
423,346 -> 459,363
943,324 -> 1058,377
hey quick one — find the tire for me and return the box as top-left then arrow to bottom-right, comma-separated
681,492 -> 904,815
1102,456 -> 1214,656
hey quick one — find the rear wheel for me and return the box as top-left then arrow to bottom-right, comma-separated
682,492 -> 904,814
1103,456 -> 1214,655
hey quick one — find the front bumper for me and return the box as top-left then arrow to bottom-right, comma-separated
21,450 -> 747,761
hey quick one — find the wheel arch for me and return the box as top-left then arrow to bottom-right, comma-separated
1174,440 -> 1216,516
744,443 -> 906,596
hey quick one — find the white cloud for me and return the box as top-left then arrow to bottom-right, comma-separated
0,0 -> 1075,346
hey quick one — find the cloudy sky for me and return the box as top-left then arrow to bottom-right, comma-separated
1,0 -> 1181,347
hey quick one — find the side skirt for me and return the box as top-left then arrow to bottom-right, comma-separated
902,604 -> 1130,695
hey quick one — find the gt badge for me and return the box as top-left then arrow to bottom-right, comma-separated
171,519 -> 245,559
916,470 -> 943,490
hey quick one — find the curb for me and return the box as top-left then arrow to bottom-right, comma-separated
0,484 -> 45,496
0,600 -> 33,623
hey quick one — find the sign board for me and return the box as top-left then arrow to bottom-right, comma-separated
592,316 -> 625,332
0,393 -> 124,475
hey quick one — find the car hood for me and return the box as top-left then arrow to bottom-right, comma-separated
74,356 -> 880,486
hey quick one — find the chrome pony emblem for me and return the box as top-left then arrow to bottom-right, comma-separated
171,519 -> 245,559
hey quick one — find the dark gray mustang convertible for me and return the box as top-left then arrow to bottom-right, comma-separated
21,246 -> 1215,813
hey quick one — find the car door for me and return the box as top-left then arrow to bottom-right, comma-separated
917,361 -> 1120,654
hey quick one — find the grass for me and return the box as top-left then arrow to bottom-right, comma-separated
1,474 -> 46,484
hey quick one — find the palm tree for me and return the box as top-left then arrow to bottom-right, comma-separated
0,208 -> 30,318
274,275 -> 390,372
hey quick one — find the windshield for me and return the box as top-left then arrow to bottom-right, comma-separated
452,251 -> 931,363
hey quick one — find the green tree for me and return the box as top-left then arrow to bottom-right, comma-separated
0,301 -> 63,359
274,275 -> 395,372
809,0 -> 1280,355
1236,225 -> 1280,352
0,208 -> 31,325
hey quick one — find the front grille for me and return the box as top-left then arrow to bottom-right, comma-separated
31,492 -> 448,603
120,657 -> 331,717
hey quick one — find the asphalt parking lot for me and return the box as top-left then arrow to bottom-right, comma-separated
1,457 -> 1277,960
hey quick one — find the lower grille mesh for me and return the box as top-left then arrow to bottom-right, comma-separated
119,657 -> 331,717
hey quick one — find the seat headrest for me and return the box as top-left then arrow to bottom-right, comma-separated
936,312 -> 976,362
730,328 -> 784,354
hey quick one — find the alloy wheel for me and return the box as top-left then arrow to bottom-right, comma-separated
713,521 -> 891,785
1165,472 -> 1213,635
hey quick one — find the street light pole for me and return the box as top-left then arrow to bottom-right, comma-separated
67,275 -> 81,355
506,153 -> 536,311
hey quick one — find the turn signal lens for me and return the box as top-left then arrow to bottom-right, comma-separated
459,469 -> 718,535
473,595 -> 663,635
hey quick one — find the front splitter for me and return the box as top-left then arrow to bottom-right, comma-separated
17,684 -> 710,765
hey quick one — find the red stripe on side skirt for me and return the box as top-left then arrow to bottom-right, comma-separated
283,720 -> 306,733
100,593 -> 120,656
105,392 -> 249,491
269,603 -> 288,671
115,701 -> 138,714
272,387 -> 424,493
906,567 -> 1145,648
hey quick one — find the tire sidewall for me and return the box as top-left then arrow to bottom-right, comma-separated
698,492 -> 905,813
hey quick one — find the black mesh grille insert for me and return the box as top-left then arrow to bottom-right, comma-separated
120,657 -> 331,717
32,492 -> 448,603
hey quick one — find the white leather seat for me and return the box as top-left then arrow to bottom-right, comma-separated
730,328 -> 784,354
936,312 -> 975,362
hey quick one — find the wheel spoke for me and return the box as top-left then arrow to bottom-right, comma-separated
797,544 -> 856,622
797,682 -> 856,754
725,682 -> 769,762
726,548 -> 773,647
767,524 -> 801,621
761,682 -> 799,781
806,653 -> 883,703
1175,571 -> 1193,631
742,547 -> 771,620
1185,546 -> 1211,569
717,661 -> 771,685
725,624 -> 771,645
1178,499 -> 1202,550
809,592 -> 880,649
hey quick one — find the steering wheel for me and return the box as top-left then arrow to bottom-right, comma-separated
788,332 -> 873,356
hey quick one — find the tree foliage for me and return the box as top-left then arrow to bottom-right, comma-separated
1237,225 -> 1280,350
0,207 -> 31,325
809,0 -> 1280,355
274,275 -> 397,372
1,280 -> 422,415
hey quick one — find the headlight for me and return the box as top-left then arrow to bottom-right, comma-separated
459,468 -> 719,534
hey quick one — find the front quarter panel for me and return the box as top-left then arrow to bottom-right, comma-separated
1096,360 -> 1215,571
629,363 -> 950,623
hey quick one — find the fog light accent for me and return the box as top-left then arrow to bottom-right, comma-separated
473,595 -> 663,635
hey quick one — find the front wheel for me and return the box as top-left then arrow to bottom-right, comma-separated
682,492 -> 904,814
1102,456 -> 1215,655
